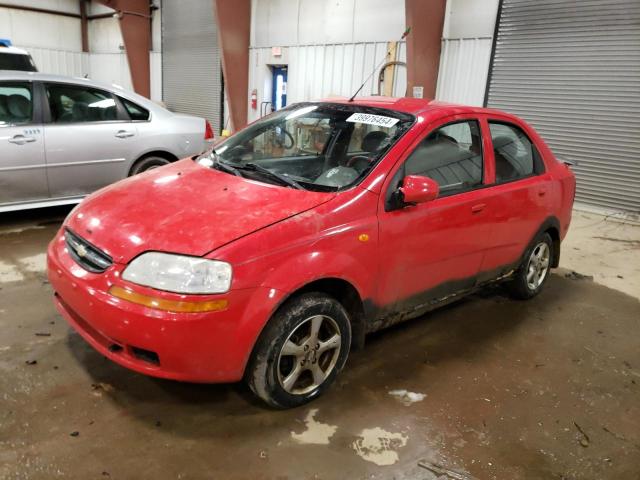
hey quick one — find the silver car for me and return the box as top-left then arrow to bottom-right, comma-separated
0,71 -> 212,212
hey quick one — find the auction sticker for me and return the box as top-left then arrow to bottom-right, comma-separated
346,113 -> 399,128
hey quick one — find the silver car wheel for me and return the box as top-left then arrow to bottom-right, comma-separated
277,315 -> 342,395
526,242 -> 550,290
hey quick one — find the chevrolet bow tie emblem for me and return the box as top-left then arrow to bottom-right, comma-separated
76,244 -> 88,257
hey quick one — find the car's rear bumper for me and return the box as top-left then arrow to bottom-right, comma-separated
47,229 -> 284,383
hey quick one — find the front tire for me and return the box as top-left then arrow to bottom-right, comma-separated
506,232 -> 553,300
246,292 -> 351,408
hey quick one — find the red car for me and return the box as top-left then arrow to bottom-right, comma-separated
48,97 -> 575,408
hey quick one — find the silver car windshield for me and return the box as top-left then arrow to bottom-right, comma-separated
199,103 -> 414,191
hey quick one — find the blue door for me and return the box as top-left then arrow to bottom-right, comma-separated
271,66 -> 288,111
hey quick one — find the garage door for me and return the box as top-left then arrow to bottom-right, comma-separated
161,0 -> 223,133
486,0 -> 640,213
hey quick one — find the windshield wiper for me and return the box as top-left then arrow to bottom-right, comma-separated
240,163 -> 304,190
198,150 -> 242,177
214,156 -> 242,177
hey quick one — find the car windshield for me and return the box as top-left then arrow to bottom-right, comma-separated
0,53 -> 37,72
197,102 -> 414,191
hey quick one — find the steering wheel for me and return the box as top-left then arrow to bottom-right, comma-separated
275,128 -> 295,149
346,155 -> 373,169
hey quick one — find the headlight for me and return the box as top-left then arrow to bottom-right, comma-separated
122,252 -> 232,294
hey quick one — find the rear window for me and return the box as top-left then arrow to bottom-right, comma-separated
121,97 -> 150,121
0,53 -> 37,72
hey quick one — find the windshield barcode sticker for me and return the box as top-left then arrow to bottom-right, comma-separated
346,113 -> 399,128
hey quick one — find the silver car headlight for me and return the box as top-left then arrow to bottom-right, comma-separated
122,252 -> 232,294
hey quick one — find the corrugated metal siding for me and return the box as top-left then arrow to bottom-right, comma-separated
248,41 -> 406,122
286,41 -> 407,101
161,0 -> 222,132
436,38 -> 493,106
487,0 -> 640,213
20,47 -> 89,77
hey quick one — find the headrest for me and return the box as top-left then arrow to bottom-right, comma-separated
492,135 -> 515,150
72,102 -> 89,120
7,94 -> 30,118
361,130 -> 389,153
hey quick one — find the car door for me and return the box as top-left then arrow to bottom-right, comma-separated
476,116 -> 554,281
43,82 -> 138,198
0,80 -> 48,208
376,116 -> 495,318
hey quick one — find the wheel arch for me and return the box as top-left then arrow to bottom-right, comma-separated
246,276 -> 367,367
530,216 -> 561,268
128,150 -> 179,175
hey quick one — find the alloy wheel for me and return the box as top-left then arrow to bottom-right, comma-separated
526,242 -> 550,290
277,315 -> 342,395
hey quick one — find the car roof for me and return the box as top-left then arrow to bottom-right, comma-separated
321,95 -> 516,122
0,70 -> 166,114
0,45 -> 30,55
0,70 -> 124,89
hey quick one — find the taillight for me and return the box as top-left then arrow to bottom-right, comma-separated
204,120 -> 214,140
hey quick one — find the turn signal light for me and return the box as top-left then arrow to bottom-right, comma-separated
109,286 -> 228,313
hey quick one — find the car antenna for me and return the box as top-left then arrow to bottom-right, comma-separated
348,27 -> 411,102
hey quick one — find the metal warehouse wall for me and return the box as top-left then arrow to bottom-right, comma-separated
5,1 -> 163,102
162,0 -> 222,133
248,42 -> 407,123
248,0 -> 407,123
436,38 -> 494,106
435,0 -> 499,106
487,0 -> 640,213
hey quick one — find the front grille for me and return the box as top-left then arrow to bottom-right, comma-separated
65,228 -> 113,273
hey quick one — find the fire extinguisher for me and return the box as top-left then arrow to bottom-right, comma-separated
251,89 -> 257,110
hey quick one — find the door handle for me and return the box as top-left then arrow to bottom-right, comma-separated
471,203 -> 486,213
8,135 -> 36,145
115,130 -> 134,138
538,189 -> 547,197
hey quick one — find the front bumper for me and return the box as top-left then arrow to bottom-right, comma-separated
47,229 -> 283,383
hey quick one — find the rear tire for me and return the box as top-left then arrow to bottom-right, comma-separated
129,156 -> 171,175
505,232 -> 553,300
246,292 -> 351,409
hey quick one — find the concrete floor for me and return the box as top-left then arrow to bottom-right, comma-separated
1,206 -> 639,479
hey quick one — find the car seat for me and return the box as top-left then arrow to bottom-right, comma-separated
7,95 -> 31,122
71,102 -> 89,122
406,137 -> 482,190
492,135 -> 525,181
349,130 -> 390,172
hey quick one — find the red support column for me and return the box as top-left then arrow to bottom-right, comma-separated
405,0 -> 446,99
80,0 -> 89,52
214,0 -> 250,131
97,0 -> 151,98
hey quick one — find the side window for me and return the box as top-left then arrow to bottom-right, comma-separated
404,120 -> 483,196
121,97 -> 150,121
489,122 -> 542,183
46,84 -> 118,123
0,83 -> 33,125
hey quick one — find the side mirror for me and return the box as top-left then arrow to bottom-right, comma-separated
399,175 -> 439,205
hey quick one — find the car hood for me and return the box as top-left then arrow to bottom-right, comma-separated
65,159 -> 335,263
